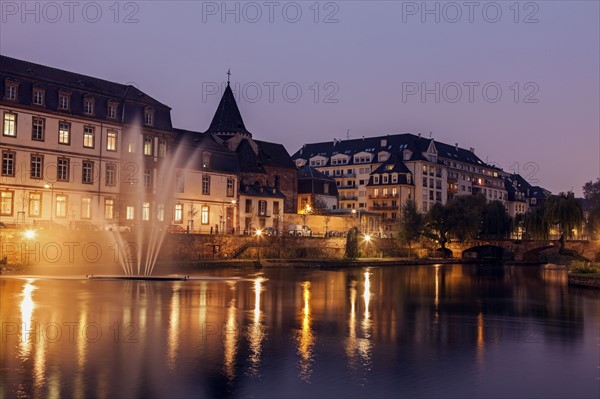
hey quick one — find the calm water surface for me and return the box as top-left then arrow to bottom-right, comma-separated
0,264 -> 598,398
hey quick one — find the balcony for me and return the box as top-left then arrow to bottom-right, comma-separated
369,205 -> 399,211
338,185 -> 357,190
339,196 -> 358,201
344,172 -> 357,178
368,193 -> 399,199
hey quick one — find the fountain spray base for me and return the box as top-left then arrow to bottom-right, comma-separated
87,275 -> 189,281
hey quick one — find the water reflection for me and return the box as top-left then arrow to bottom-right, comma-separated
223,282 -> 238,381
247,276 -> 265,377
19,280 -> 36,360
297,281 -> 314,382
167,283 -> 181,371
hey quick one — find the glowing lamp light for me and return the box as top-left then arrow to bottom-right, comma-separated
363,234 -> 372,242
255,229 -> 262,237
23,230 -> 36,239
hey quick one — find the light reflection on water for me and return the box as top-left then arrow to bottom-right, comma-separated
1,264 -> 598,398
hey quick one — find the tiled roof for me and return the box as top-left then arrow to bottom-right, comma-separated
173,128 -> 239,173
205,83 -> 251,136
297,166 -> 336,180
254,140 -> 297,169
371,154 -> 411,174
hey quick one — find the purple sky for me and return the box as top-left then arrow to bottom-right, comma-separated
1,1 -> 598,195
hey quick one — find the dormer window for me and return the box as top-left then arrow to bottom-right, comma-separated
4,81 -> 18,101
373,175 -> 380,184
386,164 -> 393,171
58,91 -> 70,111
392,174 -> 398,183
144,108 -> 154,126
107,101 -> 118,119
84,96 -> 95,115
382,175 -> 389,184
202,152 -> 211,168
32,87 -> 45,106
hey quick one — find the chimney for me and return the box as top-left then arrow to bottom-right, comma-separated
469,147 -> 475,153
381,139 -> 387,147
418,133 -> 421,138
455,143 -> 459,151
300,149 -> 303,155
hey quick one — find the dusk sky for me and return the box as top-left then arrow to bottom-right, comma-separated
1,1 -> 598,195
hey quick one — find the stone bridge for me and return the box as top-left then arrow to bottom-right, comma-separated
445,239 -> 600,261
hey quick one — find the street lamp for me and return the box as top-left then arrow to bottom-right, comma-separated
44,182 -> 55,227
363,233 -> 372,257
255,228 -> 262,261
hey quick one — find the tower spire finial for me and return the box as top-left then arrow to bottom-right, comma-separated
227,68 -> 231,85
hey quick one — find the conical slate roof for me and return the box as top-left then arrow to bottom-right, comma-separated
205,83 -> 251,137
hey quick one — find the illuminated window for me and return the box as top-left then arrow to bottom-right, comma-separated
56,195 -> 68,218
0,191 -> 14,216
144,170 -> 152,188
126,206 -> 135,220
392,187 -> 397,197
81,197 -> 92,219
104,199 -> 114,220
107,130 -> 117,151
31,117 -> 44,141
201,205 -> 209,224
142,202 -> 150,221
58,122 -> 70,145
159,140 -> 167,157
144,137 -> 152,156
57,158 -> 69,182
3,112 -> 17,137
202,152 -> 211,168
157,204 -> 164,222
28,192 -> 41,217
83,126 -> 95,148
174,203 -> 183,223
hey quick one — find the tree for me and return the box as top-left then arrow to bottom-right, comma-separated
583,179 -> 600,240
583,178 -> 600,206
398,200 -> 423,258
424,202 -> 451,256
345,227 -> 360,259
523,206 -> 549,240
481,200 -> 512,239
543,192 -> 583,250
446,194 -> 486,241
312,197 -> 329,215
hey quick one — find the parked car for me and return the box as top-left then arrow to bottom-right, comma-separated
326,230 -> 343,238
167,224 -> 186,233
70,221 -> 100,231
288,224 -> 312,237
265,227 -> 282,236
104,223 -> 131,232
33,220 -> 68,231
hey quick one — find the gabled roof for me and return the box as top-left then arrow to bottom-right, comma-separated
172,128 -> 239,173
239,184 -> 286,199
236,139 -> 266,174
297,166 -> 335,181
371,154 -> 411,174
205,83 -> 251,136
254,140 -> 297,169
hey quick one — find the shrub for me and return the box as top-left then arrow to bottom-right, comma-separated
570,261 -> 600,274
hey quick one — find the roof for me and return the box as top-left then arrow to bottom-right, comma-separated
254,140 -> 297,169
205,83 -> 251,136
173,128 -> 239,173
297,166 -> 335,181
239,183 -> 286,199
371,154 -> 411,174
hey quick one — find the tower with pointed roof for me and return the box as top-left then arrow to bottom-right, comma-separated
205,81 -> 252,139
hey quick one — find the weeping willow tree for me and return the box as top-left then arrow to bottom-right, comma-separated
524,206 -> 549,240
544,192 -> 583,239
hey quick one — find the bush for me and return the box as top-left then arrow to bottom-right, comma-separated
570,261 -> 600,274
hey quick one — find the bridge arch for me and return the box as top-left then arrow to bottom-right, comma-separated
462,245 -> 513,260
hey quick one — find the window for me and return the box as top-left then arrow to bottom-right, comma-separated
58,92 -> 70,110
144,170 -> 152,188
107,102 -> 117,119
84,97 -> 95,115
374,188 -> 379,197
57,158 -> 69,182
392,174 -> 398,183
258,200 -> 267,216
143,137 -> 152,156
104,199 -> 114,220
142,203 -> 150,221
174,203 -> 183,223
128,142 -> 135,153
82,161 -> 94,184
202,175 -> 210,195
1,191 -> 14,216
58,122 -> 70,144
4,82 -> 17,101
175,170 -> 184,192
201,205 -> 209,224
436,191 -> 442,202
2,151 -> 15,176
157,204 -> 164,222
202,152 -> 211,168
26,192 -> 41,218
32,88 -> 45,106
382,175 -> 388,184
30,155 -> 43,179
81,197 -> 92,219
31,117 -> 44,141
392,187 -> 398,197
83,126 -> 95,148
383,188 -> 388,197
105,163 -> 116,186
126,206 -> 135,220
144,109 -> 154,126
245,199 -> 252,213
3,112 -> 17,137
373,175 -> 379,184
226,178 -> 234,197
159,140 -> 167,157
56,195 -> 67,218
273,201 -> 280,216
107,130 -> 117,151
